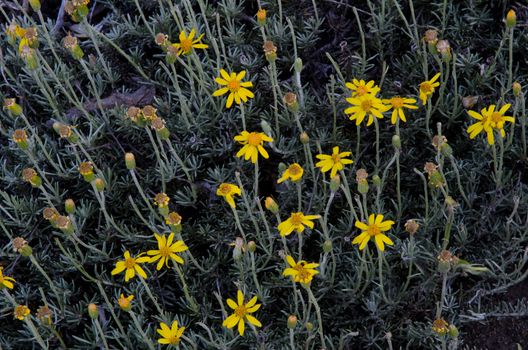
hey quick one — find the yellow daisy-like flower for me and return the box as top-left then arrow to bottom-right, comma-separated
352,214 -> 395,251
419,73 -> 441,105
223,290 -> 262,337
117,294 -> 134,311
277,212 -> 321,237
14,305 -> 30,320
345,93 -> 390,126
282,255 -> 319,284
277,163 -> 304,183
345,79 -> 380,97
157,320 -> 185,346
213,70 -> 254,108
467,104 -> 514,145
170,29 -> 208,56
383,96 -> 419,124
234,131 -> 273,164
147,232 -> 188,270
0,267 -> 15,289
216,183 -> 241,208
111,251 -> 150,282
315,146 -> 354,178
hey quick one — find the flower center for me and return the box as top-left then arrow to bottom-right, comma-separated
367,225 -> 381,236
227,79 -> 241,92
289,165 -> 302,175
420,82 -> 432,93
125,258 -> 136,269
234,305 -> 247,317
295,265 -> 310,281
490,112 -> 503,123
391,97 -> 404,108
168,336 -> 180,345
290,213 -> 303,226
356,86 -> 367,96
361,99 -> 373,112
159,246 -> 171,257
180,38 -> 192,53
247,133 -> 262,146
219,184 -> 231,195
331,153 -> 341,163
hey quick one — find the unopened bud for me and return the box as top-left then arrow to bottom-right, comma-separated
448,324 -> 459,338
284,92 -> 299,112
357,179 -> 369,194
3,98 -> 23,116
260,120 -> 273,137
462,96 -> 479,109
300,131 -> 309,144
87,303 -> 98,319
372,175 -> 381,187
330,175 -> 341,192
65,199 -> 76,214
322,239 -> 332,253
506,9 -> 516,28
263,40 -> 277,62
287,315 -> 298,329
264,197 -> 279,214
125,153 -> 136,170
305,322 -> 314,331
247,241 -> 257,253
513,82 -> 522,97
392,135 -> 401,149
294,58 -> 303,73
256,8 -> 266,26
94,178 -> 105,192
404,219 -> 420,235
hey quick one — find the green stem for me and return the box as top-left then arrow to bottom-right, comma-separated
129,312 -> 157,350
139,276 -> 165,316
305,285 -> 325,347
93,319 -> 110,350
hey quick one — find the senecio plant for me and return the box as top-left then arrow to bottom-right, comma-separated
1,0 -> 528,349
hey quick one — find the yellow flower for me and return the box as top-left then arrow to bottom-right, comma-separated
345,93 -> 390,126
315,146 -> 354,178
419,73 -> 441,105
147,232 -> 188,270
345,79 -> 380,97
282,255 -> 319,284
467,104 -> 514,145
277,163 -> 304,183
353,214 -> 395,251
157,320 -> 185,346
223,290 -> 262,336
216,183 -> 241,208
0,267 -> 15,289
382,96 -> 418,124
154,192 -> 170,208
213,70 -> 254,108
432,318 -> 449,335
234,131 -> 273,164
14,305 -> 30,320
278,212 -> 321,237
170,29 -> 208,56
118,294 -> 134,311
111,251 -> 150,282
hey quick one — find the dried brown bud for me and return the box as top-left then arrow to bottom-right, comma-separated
355,169 -> 368,183
424,162 -> 438,175
462,96 -> 479,109
404,219 -> 420,235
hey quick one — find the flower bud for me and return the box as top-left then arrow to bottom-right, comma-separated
287,315 -> 298,329
260,120 -> 273,137
294,58 -> 303,73
125,152 -> 136,170
440,143 -> 452,157
305,322 -> 314,332
232,237 -> 244,261
247,241 -> 257,253
264,197 -> 279,214
372,175 -> 381,187
36,305 -> 53,326
299,131 -> 309,144
79,162 -> 95,182
155,33 -> 170,49
263,40 -> 277,62
423,29 -> 438,54
437,250 -> 455,273
322,239 -> 332,253
3,98 -> 23,116
13,237 -> 32,257
56,215 -> 74,235
436,40 -> 451,63
462,96 -> 479,109
284,92 -> 299,112
330,175 -> 341,192
94,178 -> 105,192
256,8 -> 266,26
432,318 -> 449,335
448,324 -> 459,338
22,168 -> 41,187
392,135 -> 401,149
12,129 -> 29,150
357,179 -> 369,194
429,171 -> 445,188
87,303 -> 98,319
506,9 -> 516,28
404,219 -> 420,235
65,199 -> 76,214
166,212 -> 182,232
513,82 -> 522,97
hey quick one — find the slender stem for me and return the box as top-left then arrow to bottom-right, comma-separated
139,276 -> 164,316
378,249 -> 390,304
29,255 -> 64,313
254,160 -> 259,198
240,103 -> 247,131
305,285 -> 325,347
93,319 -> 110,350
296,181 -> 302,211
374,118 -> 380,173
129,312 -> 156,350
173,265 -> 199,312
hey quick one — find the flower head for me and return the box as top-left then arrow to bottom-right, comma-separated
315,146 -> 354,178
0,267 -> 15,289
213,70 -> 254,108
154,192 -> 170,208
467,104 -> 514,145
147,232 -> 188,270
419,73 -> 441,105
118,294 -> 134,312
432,318 -> 449,335
223,290 -> 262,336
111,251 -> 150,282
278,212 -> 321,237
157,320 -> 185,345
216,183 -> 241,208
282,255 -> 319,284
277,163 -> 304,183
234,131 -> 273,164
171,29 -> 208,56
345,93 -> 390,126
382,96 -> 418,124
345,79 -> 380,97
353,214 -> 395,251
14,305 -> 30,320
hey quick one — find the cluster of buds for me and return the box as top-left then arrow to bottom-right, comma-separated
283,92 -> 299,112
22,168 -> 42,187
36,305 -> 53,326
423,29 -> 451,62
432,318 -> 459,338
437,250 -> 459,273
424,162 -> 444,188
12,129 -> 29,150
404,219 -> 420,235
3,98 -> 23,116
432,135 -> 452,157
165,211 -> 183,233
43,207 -> 73,234
43,207 -> 60,226
63,33 -> 84,60
65,0 -> 90,22
356,169 -> 369,194
263,40 -> 277,62
126,105 -> 170,138
154,33 -> 181,65
13,237 -> 33,257
53,122 -> 79,143
154,192 -> 170,217
231,237 -> 256,260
